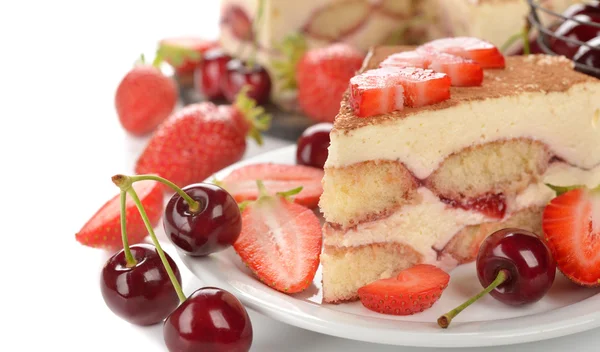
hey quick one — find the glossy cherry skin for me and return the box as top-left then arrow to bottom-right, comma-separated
296,123 -> 333,169
562,1 -> 600,18
221,59 -> 271,104
164,287 -> 253,352
164,183 -> 242,256
476,228 -> 556,306
550,14 -> 600,58
100,244 -> 181,325
195,48 -> 231,100
574,36 -> 600,78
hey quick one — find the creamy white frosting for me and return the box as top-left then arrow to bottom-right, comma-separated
326,84 -> 600,179
324,162 -> 600,265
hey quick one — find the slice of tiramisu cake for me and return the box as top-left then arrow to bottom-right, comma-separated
319,38 -> 600,303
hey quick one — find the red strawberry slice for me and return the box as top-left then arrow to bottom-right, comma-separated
220,163 -> 324,208
159,37 -> 219,74
233,183 -> 322,293
349,67 -> 405,117
358,264 -> 450,315
379,51 -> 430,69
419,37 -> 505,69
350,67 -> 450,116
542,187 -> 600,287
75,181 -> 164,250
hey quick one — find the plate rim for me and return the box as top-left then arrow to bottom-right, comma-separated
180,145 -> 600,348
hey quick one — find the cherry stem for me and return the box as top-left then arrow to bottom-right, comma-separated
119,190 -> 136,267
115,174 -> 201,214
126,187 -> 187,303
437,269 -> 509,329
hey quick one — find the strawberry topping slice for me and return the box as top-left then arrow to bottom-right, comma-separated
419,37 -> 505,69
379,51 -> 431,69
543,186 -> 600,287
358,264 -> 450,315
220,163 -> 324,208
233,181 -> 322,294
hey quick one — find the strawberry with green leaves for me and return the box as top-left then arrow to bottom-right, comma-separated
233,181 -> 322,294
158,37 -> 219,75
543,184 -> 600,287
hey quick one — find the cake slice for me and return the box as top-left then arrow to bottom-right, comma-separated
319,45 -> 600,303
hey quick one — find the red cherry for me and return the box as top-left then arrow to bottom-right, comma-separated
164,287 -> 253,352
221,59 -> 271,105
164,183 -> 242,256
562,1 -> 600,18
550,14 -> 600,59
573,36 -> 600,78
100,244 -> 181,326
195,48 -> 231,100
438,228 -> 556,328
296,123 -> 332,169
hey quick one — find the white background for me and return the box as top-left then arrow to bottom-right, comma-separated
0,0 -> 598,351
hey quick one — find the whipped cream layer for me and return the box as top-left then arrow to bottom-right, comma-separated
327,83 -> 600,179
324,162 -> 600,264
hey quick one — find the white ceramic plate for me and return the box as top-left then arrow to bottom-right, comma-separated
180,145 -> 600,348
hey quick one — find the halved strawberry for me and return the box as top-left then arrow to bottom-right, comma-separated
233,181 -> 322,293
358,264 -> 450,315
542,186 -> 600,287
380,50 -> 483,87
75,181 -> 163,250
419,37 -> 505,69
219,163 -> 324,208
349,67 -> 405,117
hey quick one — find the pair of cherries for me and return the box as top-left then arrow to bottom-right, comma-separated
100,175 -> 251,351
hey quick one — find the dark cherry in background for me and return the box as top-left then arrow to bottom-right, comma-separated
296,123 -> 333,169
195,48 -> 232,100
550,14 -> 600,59
221,59 -> 271,105
574,36 -> 600,78
100,244 -> 181,326
164,183 -> 242,256
477,228 -> 556,305
164,287 -> 253,352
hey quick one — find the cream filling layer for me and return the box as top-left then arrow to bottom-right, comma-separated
326,84 -> 600,179
323,162 -> 600,265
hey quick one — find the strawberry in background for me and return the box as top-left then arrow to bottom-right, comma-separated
158,37 -> 219,76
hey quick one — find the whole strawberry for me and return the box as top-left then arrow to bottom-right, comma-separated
296,43 -> 364,122
135,89 -> 270,191
115,56 -> 177,136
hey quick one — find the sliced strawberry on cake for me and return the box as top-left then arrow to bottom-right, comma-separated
419,37 -> 505,69
219,163 -> 324,208
358,264 -> 450,315
233,181 -> 322,293
542,185 -> 600,287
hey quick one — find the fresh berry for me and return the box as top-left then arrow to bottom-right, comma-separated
164,287 -> 253,352
358,264 -> 450,316
101,244 -> 181,325
194,47 -> 232,100
381,50 -> 483,87
543,186 -> 600,287
296,123 -> 332,169
296,43 -> 364,122
158,37 -> 219,75
164,183 -> 241,256
233,181 -> 322,293
438,228 -> 556,328
302,0 -> 370,41
349,67 -> 405,117
75,180 -> 163,250
115,65 -> 177,136
573,37 -> 600,78
550,14 -> 600,59
220,163 -> 324,208
221,59 -> 272,104
221,5 -> 253,41
420,37 -> 505,69
350,67 -> 451,117
135,97 -> 270,191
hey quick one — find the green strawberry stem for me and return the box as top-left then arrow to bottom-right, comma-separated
119,190 -> 136,266
117,174 -> 201,213
234,86 -> 272,146
238,180 -> 303,211
437,269 -> 509,328
545,183 -> 585,197
256,179 -> 269,198
127,187 -> 187,303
